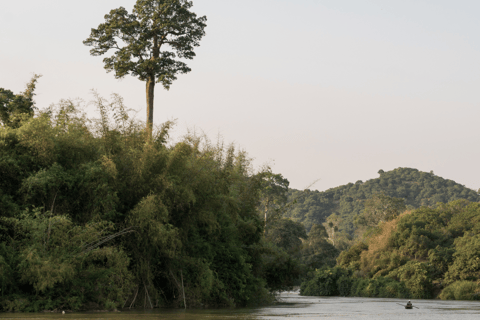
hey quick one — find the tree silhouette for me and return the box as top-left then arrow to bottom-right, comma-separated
84,0 -> 207,139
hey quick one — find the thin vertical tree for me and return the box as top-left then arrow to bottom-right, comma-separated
84,0 -> 207,139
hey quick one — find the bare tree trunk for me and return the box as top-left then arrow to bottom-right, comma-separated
264,198 -> 270,235
180,269 -> 186,309
145,34 -> 160,141
146,75 -> 155,140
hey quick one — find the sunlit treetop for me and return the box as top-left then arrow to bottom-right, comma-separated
84,0 -> 206,89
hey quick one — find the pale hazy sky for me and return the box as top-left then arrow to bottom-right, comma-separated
1,0 -> 479,192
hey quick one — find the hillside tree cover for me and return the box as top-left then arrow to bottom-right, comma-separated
301,200 -> 480,300
284,167 -> 480,246
83,0 -> 207,138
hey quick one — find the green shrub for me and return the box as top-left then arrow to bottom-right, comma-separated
350,278 -> 369,297
300,267 -> 351,296
439,281 -> 480,300
350,277 -> 409,298
0,296 -> 30,312
104,299 -> 117,311
378,278 -> 409,298
337,275 -> 353,296
444,233 -> 480,285
387,261 -> 432,299
300,266 -> 410,299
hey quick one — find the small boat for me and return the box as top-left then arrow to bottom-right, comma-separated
397,301 -> 415,309
405,300 -> 413,309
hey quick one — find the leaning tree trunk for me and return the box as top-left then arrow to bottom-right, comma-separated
146,74 -> 155,140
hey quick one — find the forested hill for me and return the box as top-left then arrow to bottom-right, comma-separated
284,168 -> 480,232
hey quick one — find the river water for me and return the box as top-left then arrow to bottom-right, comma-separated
2,291 -> 480,320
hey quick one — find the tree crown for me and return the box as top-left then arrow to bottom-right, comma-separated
83,0 -> 207,89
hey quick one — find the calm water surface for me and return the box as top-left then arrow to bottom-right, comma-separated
2,291 -> 480,320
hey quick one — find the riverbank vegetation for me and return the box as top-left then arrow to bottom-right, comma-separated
0,80 -> 310,311
4,0 -> 480,311
301,200 -> 480,300
2,77 -> 480,311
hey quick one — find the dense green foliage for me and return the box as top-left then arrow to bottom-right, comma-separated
0,75 -> 41,128
301,200 -> 480,300
284,168 -> 480,246
300,266 -> 409,298
3,77 -> 480,311
0,89 -> 310,311
439,281 -> 480,300
300,224 -> 338,270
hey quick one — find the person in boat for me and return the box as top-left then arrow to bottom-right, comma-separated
406,300 -> 412,308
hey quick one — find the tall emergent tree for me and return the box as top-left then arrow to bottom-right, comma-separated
258,170 -> 290,234
84,0 -> 207,138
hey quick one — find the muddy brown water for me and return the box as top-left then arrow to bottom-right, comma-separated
2,291 -> 480,319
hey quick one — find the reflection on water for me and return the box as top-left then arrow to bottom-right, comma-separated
2,291 -> 480,320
